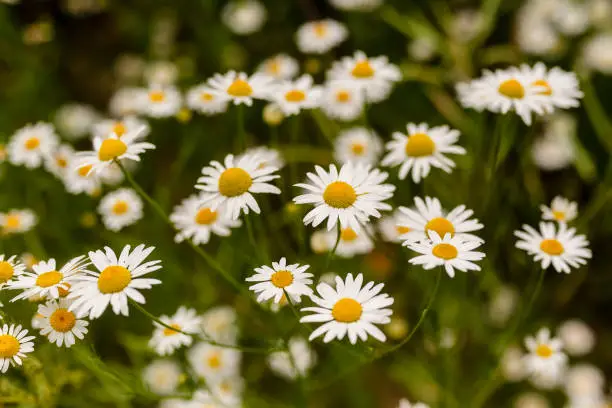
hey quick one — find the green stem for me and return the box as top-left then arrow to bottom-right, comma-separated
324,224 -> 341,272
237,104 -> 246,150
245,214 -> 265,264
129,298 -> 191,335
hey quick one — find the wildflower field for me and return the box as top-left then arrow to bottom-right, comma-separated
1,0 -> 612,407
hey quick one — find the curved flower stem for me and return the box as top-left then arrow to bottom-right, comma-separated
324,224 -> 341,272
129,298 -> 191,335
245,214 -> 265,264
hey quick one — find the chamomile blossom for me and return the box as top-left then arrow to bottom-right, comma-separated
293,162 -> 395,232
328,51 -> 402,103
267,337 -> 316,380
272,75 -> 321,116
0,209 -> 37,235
92,116 -> 150,140
300,273 -> 394,344
8,256 -> 89,302
257,54 -> 299,80
68,244 -> 162,319
516,62 -> 583,112
195,153 -> 281,220
334,127 -> 383,166
77,126 -> 154,176
382,123 -> 466,183
138,85 -> 182,118
142,359 -> 182,396
324,226 -> 374,258
541,196 -> 578,224
456,67 -> 549,125
98,188 -> 144,232
582,33 -> 612,75
149,306 -> 201,356
398,400 -> 430,408
207,376 -> 244,407
188,342 -> 241,381
37,298 -> 88,347
170,194 -> 241,245
44,144 -> 74,178
514,222 -> 591,273
200,306 -> 239,345
378,210 -> 412,243
0,324 -> 35,373
63,158 -> 102,196
320,80 -> 364,121
523,328 -> 568,379
531,113 -> 576,171
0,255 -> 26,287
221,0 -> 267,35
239,146 -> 285,170
8,122 -> 59,169
186,83 -> 229,115
54,103 -> 100,140
109,87 -> 143,117
405,232 -> 486,278
558,319 -> 595,357
246,258 -> 313,304
207,71 -> 274,106
397,196 -> 484,243
295,19 -> 348,54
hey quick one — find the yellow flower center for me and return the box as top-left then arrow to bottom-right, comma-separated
36,271 -> 63,287
58,283 -> 71,297
351,60 -> 375,78
5,215 -> 20,229
266,60 -> 281,75
207,352 -> 222,369
323,181 -> 357,209
432,243 -> 458,260
195,208 -> 217,225
113,122 -> 127,137
0,261 -> 14,283
78,164 -> 93,177
313,22 -> 327,37
270,270 -> 294,288
227,79 -> 253,97
56,156 -> 68,168
149,91 -> 166,103
341,228 -> 358,242
552,210 -> 566,221
97,265 -> 132,294
0,335 -> 19,358
98,139 -> 128,161
536,344 -> 553,358
112,201 -> 129,215
396,226 -> 411,235
405,133 -> 435,157
332,298 -> 363,323
336,90 -> 351,103
200,92 -> 214,101
532,79 -> 552,96
498,79 -> 525,99
285,89 -> 306,102
163,323 -> 182,336
540,239 -> 564,255
218,167 -> 253,197
24,137 -> 40,150
351,143 -> 365,155
425,217 -> 455,238
49,308 -> 76,333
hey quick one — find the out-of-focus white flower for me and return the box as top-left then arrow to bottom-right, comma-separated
200,306 -> 238,345
272,75 -> 322,116
564,364 -> 605,402
408,37 -> 437,62
257,54 -> 299,80
557,320 -> 595,357
142,359 -> 182,396
267,337 -> 316,380
222,0 -> 267,35
328,0 -> 383,12
295,19 -> 348,54
109,87 -> 144,117
450,10 -> 484,43
138,85 -> 182,118
144,61 -> 179,86
0,209 -> 37,235
320,80 -> 364,121
54,104 -> 100,140
334,127 -> 383,166
532,114 -> 576,171
551,1 -> 590,36
589,0 -> 612,28
541,196 -> 578,224
501,346 -> 527,382
8,122 -> 59,169
523,328 -> 568,380
263,103 -> 284,126
514,392 -> 550,408
310,230 -> 330,254
488,285 -> 519,327
582,33 -> 612,75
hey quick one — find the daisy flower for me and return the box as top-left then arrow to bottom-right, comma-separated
238,146 -> 285,170
7,122 -> 59,169
514,222 -> 591,273
378,210 -> 412,243
138,85 -> 182,118
208,376 -> 244,407
44,144 -> 74,178
334,127 -> 383,166
200,306 -> 239,346
77,126 -> 154,176
246,257 -> 313,304
328,51 -> 402,103
142,359 -> 182,396
207,71 -> 274,106
37,298 -> 88,347
8,256 -> 89,302
381,123 -> 466,183
188,342 -> 241,381
221,0 -> 267,35
540,196 -> 578,224
267,337 -> 316,380
257,54 -> 299,80
397,196 -> 484,243
324,226 -> 374,258
398,400 -> 430,408
91,116 -> 150,140
295,19 -> 348,54
405,232 -> 486,278
293,162 -> 395,232
54,103 -> 100,141
0,255 -> 26,288
98,188 -> 144,232
195,153 -> 281,220
0,324 -> 35,373
301,273 -> 394,344
517,62 -> 583,112
149,306 -> 202,356
272,74 -> 322,116
185,83 -> 229,115
170,194 -> 241,245
68,244 -> 162,319
0,209 -> 37,235
523,328 -> 568,378
63,158 -> 102,196
109,87 -> 143,117
456,67 -> 549,125
320,80 -> 365,121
